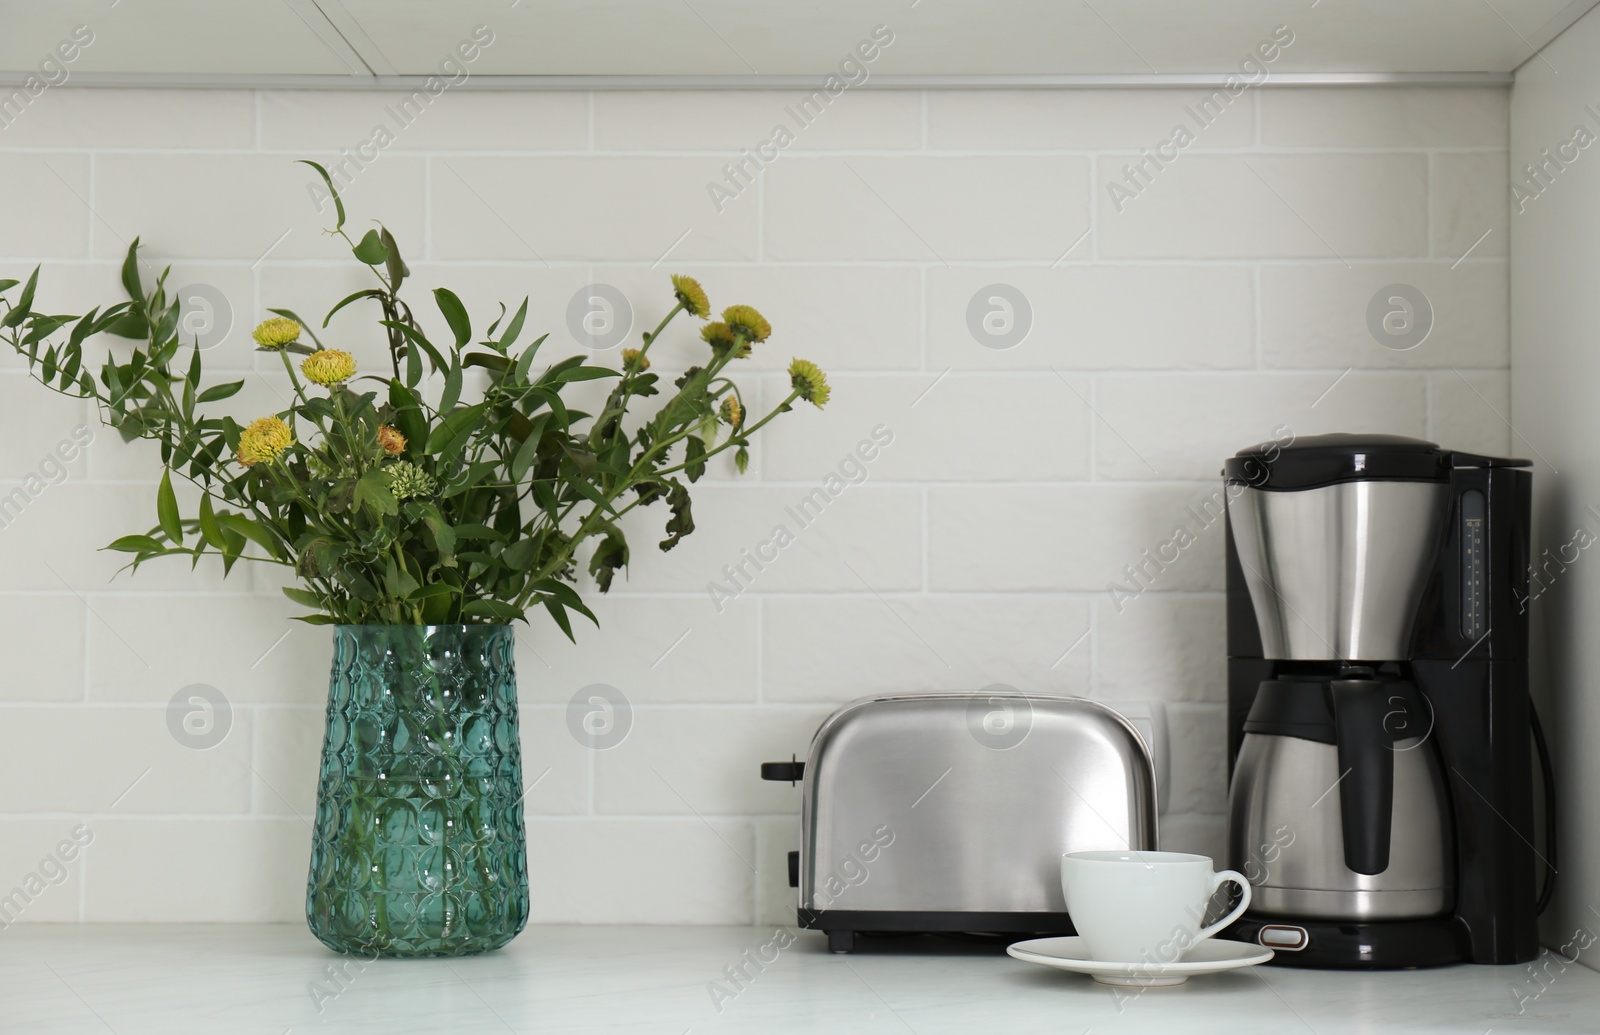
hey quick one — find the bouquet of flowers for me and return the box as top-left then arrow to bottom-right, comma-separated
0,161 -> 829,634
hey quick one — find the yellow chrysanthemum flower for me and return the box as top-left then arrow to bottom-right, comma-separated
237,416 -> 294,467
719,395 -> 742,428
671,274 -> 710,319
721,304 -> 771,344
622,347 -> 650,372
788,358 -> 830,409
301,349 -> 357,386
378,424 -> 406,456
700,321 -> 750,359
252,317 -> 301,350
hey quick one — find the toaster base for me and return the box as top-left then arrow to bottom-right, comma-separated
798,909 -> 1075,953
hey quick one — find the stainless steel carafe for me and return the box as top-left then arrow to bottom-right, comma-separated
1226,450 -> 1455,922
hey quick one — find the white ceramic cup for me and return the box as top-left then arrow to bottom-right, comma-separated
1061,850 -> 1252,965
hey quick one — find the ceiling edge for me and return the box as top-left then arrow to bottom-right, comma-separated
2,71 -> 1514,91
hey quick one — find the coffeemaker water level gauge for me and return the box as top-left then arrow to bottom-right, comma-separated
1461,489 -> 1487,639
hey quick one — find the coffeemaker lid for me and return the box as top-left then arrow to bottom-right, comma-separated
1225,433 -> 1450,490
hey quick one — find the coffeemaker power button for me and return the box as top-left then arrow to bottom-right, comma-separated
1258,925 -> 1309,951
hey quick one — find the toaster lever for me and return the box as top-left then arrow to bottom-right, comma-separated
787,851 -> 799,888
760,758 -> 805,784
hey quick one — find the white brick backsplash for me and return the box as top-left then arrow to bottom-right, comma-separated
1433,151 -> 1510,259
0,595 -> 85,702
1095,593 -> 1226,703
1260,262 -> 1508,369
1428,370 -> 1514,457
0,819 -> 90,922
928,89 -> 1255,150
1165,703 -> 1228,815
87,594 -> 330,705
0,154 -> 91,259
756,816 -> 801,925
761,373 -> 1090,482
0,85 -> 1511,924
764,156 -> 1091,261
595,90 -> 920,151
260,90 -> 589,151
0,89 -> 256,149
1259,88 -> 1507,148
92,153 -> 427,261
430,156 -> 760,261
525,819 -> 755,924
1158,811 -> 1226,860
1096,154 -> 1429,259
0,706 -> 252,813
248,707 -> 321,818
930,485 -> 1228,593
762,596 -> 1092,703
928,265 -> 1255,371
84,818 -> 306,922
595,263 -> 922,373
595,707 -> 828,815
514,595 -> 759,704
1092,372 -> 1428,480
612,485 -> 922,595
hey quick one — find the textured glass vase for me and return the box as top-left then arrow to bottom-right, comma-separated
307,624 -> 528,958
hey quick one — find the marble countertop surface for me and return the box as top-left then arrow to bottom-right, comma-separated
2,924 -> 1595,1033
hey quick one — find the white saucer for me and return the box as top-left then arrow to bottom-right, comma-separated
1007,936 -> 1274,986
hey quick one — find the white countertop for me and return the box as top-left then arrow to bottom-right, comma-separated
2,924 -> 1596,1033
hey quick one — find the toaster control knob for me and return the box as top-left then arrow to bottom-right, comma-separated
760,759 -> 805,784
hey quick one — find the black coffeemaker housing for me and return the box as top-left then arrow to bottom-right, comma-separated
1224,435 -> 1544,967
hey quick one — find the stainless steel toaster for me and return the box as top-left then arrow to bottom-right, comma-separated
761,690 -> 1160,952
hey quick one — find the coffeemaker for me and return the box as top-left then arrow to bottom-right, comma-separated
1223,434 -> 1552,967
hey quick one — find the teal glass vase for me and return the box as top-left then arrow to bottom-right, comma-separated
306,624 -> 529,958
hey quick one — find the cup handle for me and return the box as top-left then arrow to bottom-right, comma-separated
1196,869 -> 1252,942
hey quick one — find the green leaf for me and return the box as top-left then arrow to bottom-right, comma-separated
542,599 -> 576,642
440,357 -> 463,412
292,613 -> 338,626
157,469 -> 183,545
509,415 -> 548,482
120,240 -> 142,300
354,468 -> 398,518
546,365 -> 620,386
588,528 -> 630,593
463,352 -> 511,373
106,534 -> 163,554
216,512 -> 281,557
197,494 -> 227,549
1,268 -> 38,328
380,319 -> 448,375
425,403 -> 485,456
513,334 -> 546,383
409,583 -> 459,602
0,279 -> 17,294
281,586 -> 323,608
379,225 -> 409,290
352,228 -> 389,266
660,479 -> 695,552
462,599 -> 523,622
498,297 -> 529,352
684,436 -> 707,483
388,378 -> 428,451
433,288 -> 471,348
196,379 -> 244,403
322,289 -> 384,328
298,160 -> 345,231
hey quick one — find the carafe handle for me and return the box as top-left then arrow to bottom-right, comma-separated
1330,679 -> 1396,875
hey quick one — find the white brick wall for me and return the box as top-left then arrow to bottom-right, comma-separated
0,84 -> 1508,924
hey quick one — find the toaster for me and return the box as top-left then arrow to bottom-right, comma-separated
761,690 -> 1161,952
